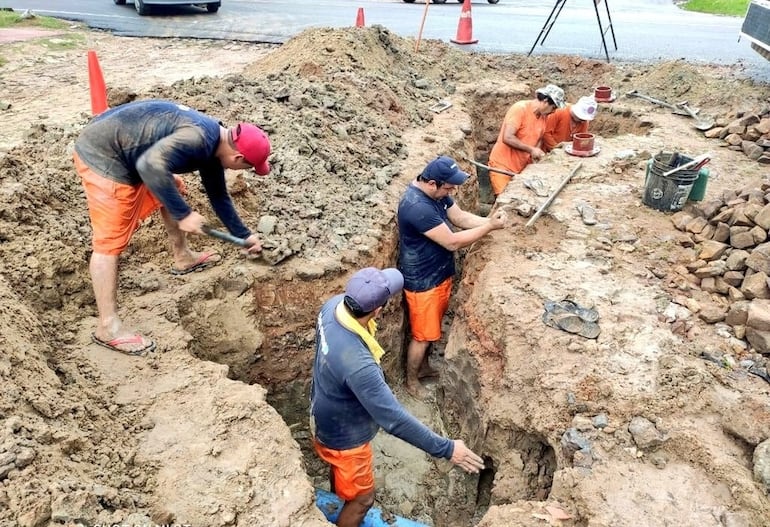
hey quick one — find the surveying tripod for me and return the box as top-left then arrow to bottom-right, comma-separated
527,0 -> 617,63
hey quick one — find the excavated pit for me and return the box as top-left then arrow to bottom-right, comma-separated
171,88 -> 658,524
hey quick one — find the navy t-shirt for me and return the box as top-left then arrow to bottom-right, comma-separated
397,183 -> 456,292
310,295 -> 453,459
74,100 -> 250,239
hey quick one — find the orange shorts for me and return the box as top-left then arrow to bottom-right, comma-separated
313,440 -> 374,501
404,277 -> 452,342
488,169 -> 513,196
74,152 -> 185,256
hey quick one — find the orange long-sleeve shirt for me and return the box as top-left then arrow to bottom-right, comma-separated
542,104 -> 590,152
489,100 -> 547,174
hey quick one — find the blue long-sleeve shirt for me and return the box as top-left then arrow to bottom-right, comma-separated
74,100 -> 250,239
310,294 -> 454,459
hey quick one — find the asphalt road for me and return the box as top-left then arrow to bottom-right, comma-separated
5,0 -> 768,80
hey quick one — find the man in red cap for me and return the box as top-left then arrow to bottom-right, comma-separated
73,100 -> 270,355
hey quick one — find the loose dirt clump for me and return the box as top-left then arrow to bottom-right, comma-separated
1,18 -> 769,527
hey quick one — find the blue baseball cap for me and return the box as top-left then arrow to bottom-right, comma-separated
421,156 -> 469,186
345,267 -> 404,312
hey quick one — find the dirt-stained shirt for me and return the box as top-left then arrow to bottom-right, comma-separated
542,104 -> 589,152
74,100 -> 250,239
488,99 -> 547,173
310,294 -> 454,458
397,183 -> 456,293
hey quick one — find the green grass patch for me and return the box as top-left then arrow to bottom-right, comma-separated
0,10 -> 69,29
680,0 -> 750,16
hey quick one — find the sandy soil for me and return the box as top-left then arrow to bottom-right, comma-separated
0,15 -> 769,527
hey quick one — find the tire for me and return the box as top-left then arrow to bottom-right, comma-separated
402,0 -> 416,3
206,2 -> 220,12
113,0 -> 126,4
488,0 -> 500,3
135,0 -> 149,15
432,0 -> 448,3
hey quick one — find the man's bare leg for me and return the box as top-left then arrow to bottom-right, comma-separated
336,491 -> 375,527
90,252 -> 153,352
406,339 -> 430,398
160,208 -> 221,271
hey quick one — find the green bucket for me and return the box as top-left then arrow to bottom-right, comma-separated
687,168 -> 711,202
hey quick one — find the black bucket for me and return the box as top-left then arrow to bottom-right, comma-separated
642,152 -> 700,212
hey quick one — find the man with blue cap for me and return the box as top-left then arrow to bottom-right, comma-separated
398,156 -> 508,398
310,266 -> 484,527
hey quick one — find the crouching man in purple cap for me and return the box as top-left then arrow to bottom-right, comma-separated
310,267 -> 485,527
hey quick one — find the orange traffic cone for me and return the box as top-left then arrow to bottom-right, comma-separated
451,0 -> 478,45
87,50 -> 108,116
355,7 -> 365,28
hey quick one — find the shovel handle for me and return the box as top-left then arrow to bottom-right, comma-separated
202,226 -> 253,248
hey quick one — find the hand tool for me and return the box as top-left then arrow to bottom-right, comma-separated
662,153 -> 711,177
625,90 -> 691,116
202,225 -> 253,248
676,102 -> 715,131
465,158 -> 518,178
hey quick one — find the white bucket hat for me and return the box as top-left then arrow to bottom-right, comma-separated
572,96 -> 598,121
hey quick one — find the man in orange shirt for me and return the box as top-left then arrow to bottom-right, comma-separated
543,96 -> 598,152
488,84 -> 565,196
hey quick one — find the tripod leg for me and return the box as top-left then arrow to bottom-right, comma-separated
541,0 -> 568,44
527,0 -> 564,56
593,0 -> 610,62
603,0 -> 618,50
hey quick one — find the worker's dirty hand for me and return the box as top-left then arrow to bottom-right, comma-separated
450,440 -> 485,474
179,211 -> 207,234
531,147 -> 546,161
242,234 -> 262,256
488,209 -> 508,230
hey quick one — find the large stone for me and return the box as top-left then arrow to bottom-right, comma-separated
756,117 -> 770,135
628,416 -> 666,450
747,327 -> 770,354
712,222 -> 730,243
694,261 -> 726,278
746,249 -> 770,274
725,133 -> 743,146
741,271 -> 770,299
712,208 -> 734,224
726,300 -> 751,326
755,439 -> 770,492
697,240 -> 728,261
704,126 -> 724,139
686,216 -> 709,234
671,211 -> 694,231
755,203 -> 770,230
746,299 -> 770,331
742,141 -> 766,161
751,225 -> 768,244
695,199 -> 723,220
731,229 -> 756,250
722,271 -> 745,286
726,249 -> 750,270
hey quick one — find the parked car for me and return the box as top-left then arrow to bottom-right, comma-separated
113,0 -> 220,16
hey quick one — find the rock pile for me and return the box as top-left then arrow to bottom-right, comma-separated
670,181 -> 770,354
704,112 -> 770,164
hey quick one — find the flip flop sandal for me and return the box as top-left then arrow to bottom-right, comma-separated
576,202 -> 597,225
91,333 -> 157,356
170,251 -> 222,276
542,312 -> 600,339
559,299 -> 600,323
523,177 -> 549,197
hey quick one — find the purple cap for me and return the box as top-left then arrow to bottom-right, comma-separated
345,267 -> 404,312
421,156 -> 469,186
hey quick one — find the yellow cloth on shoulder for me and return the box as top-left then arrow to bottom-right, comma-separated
335,300 -> 385,364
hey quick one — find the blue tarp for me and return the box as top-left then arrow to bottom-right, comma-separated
315,488 -> 428,527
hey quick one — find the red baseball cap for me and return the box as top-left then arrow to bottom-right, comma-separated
232,123 -> 271,175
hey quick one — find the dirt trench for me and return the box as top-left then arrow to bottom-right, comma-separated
1,21 -> 770,527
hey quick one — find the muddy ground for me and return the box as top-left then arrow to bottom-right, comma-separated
0,16 -> 769,527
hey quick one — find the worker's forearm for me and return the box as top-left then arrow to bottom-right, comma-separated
446,223 -> 495,251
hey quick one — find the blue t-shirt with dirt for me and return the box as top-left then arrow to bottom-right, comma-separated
397,183 -> 455,292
